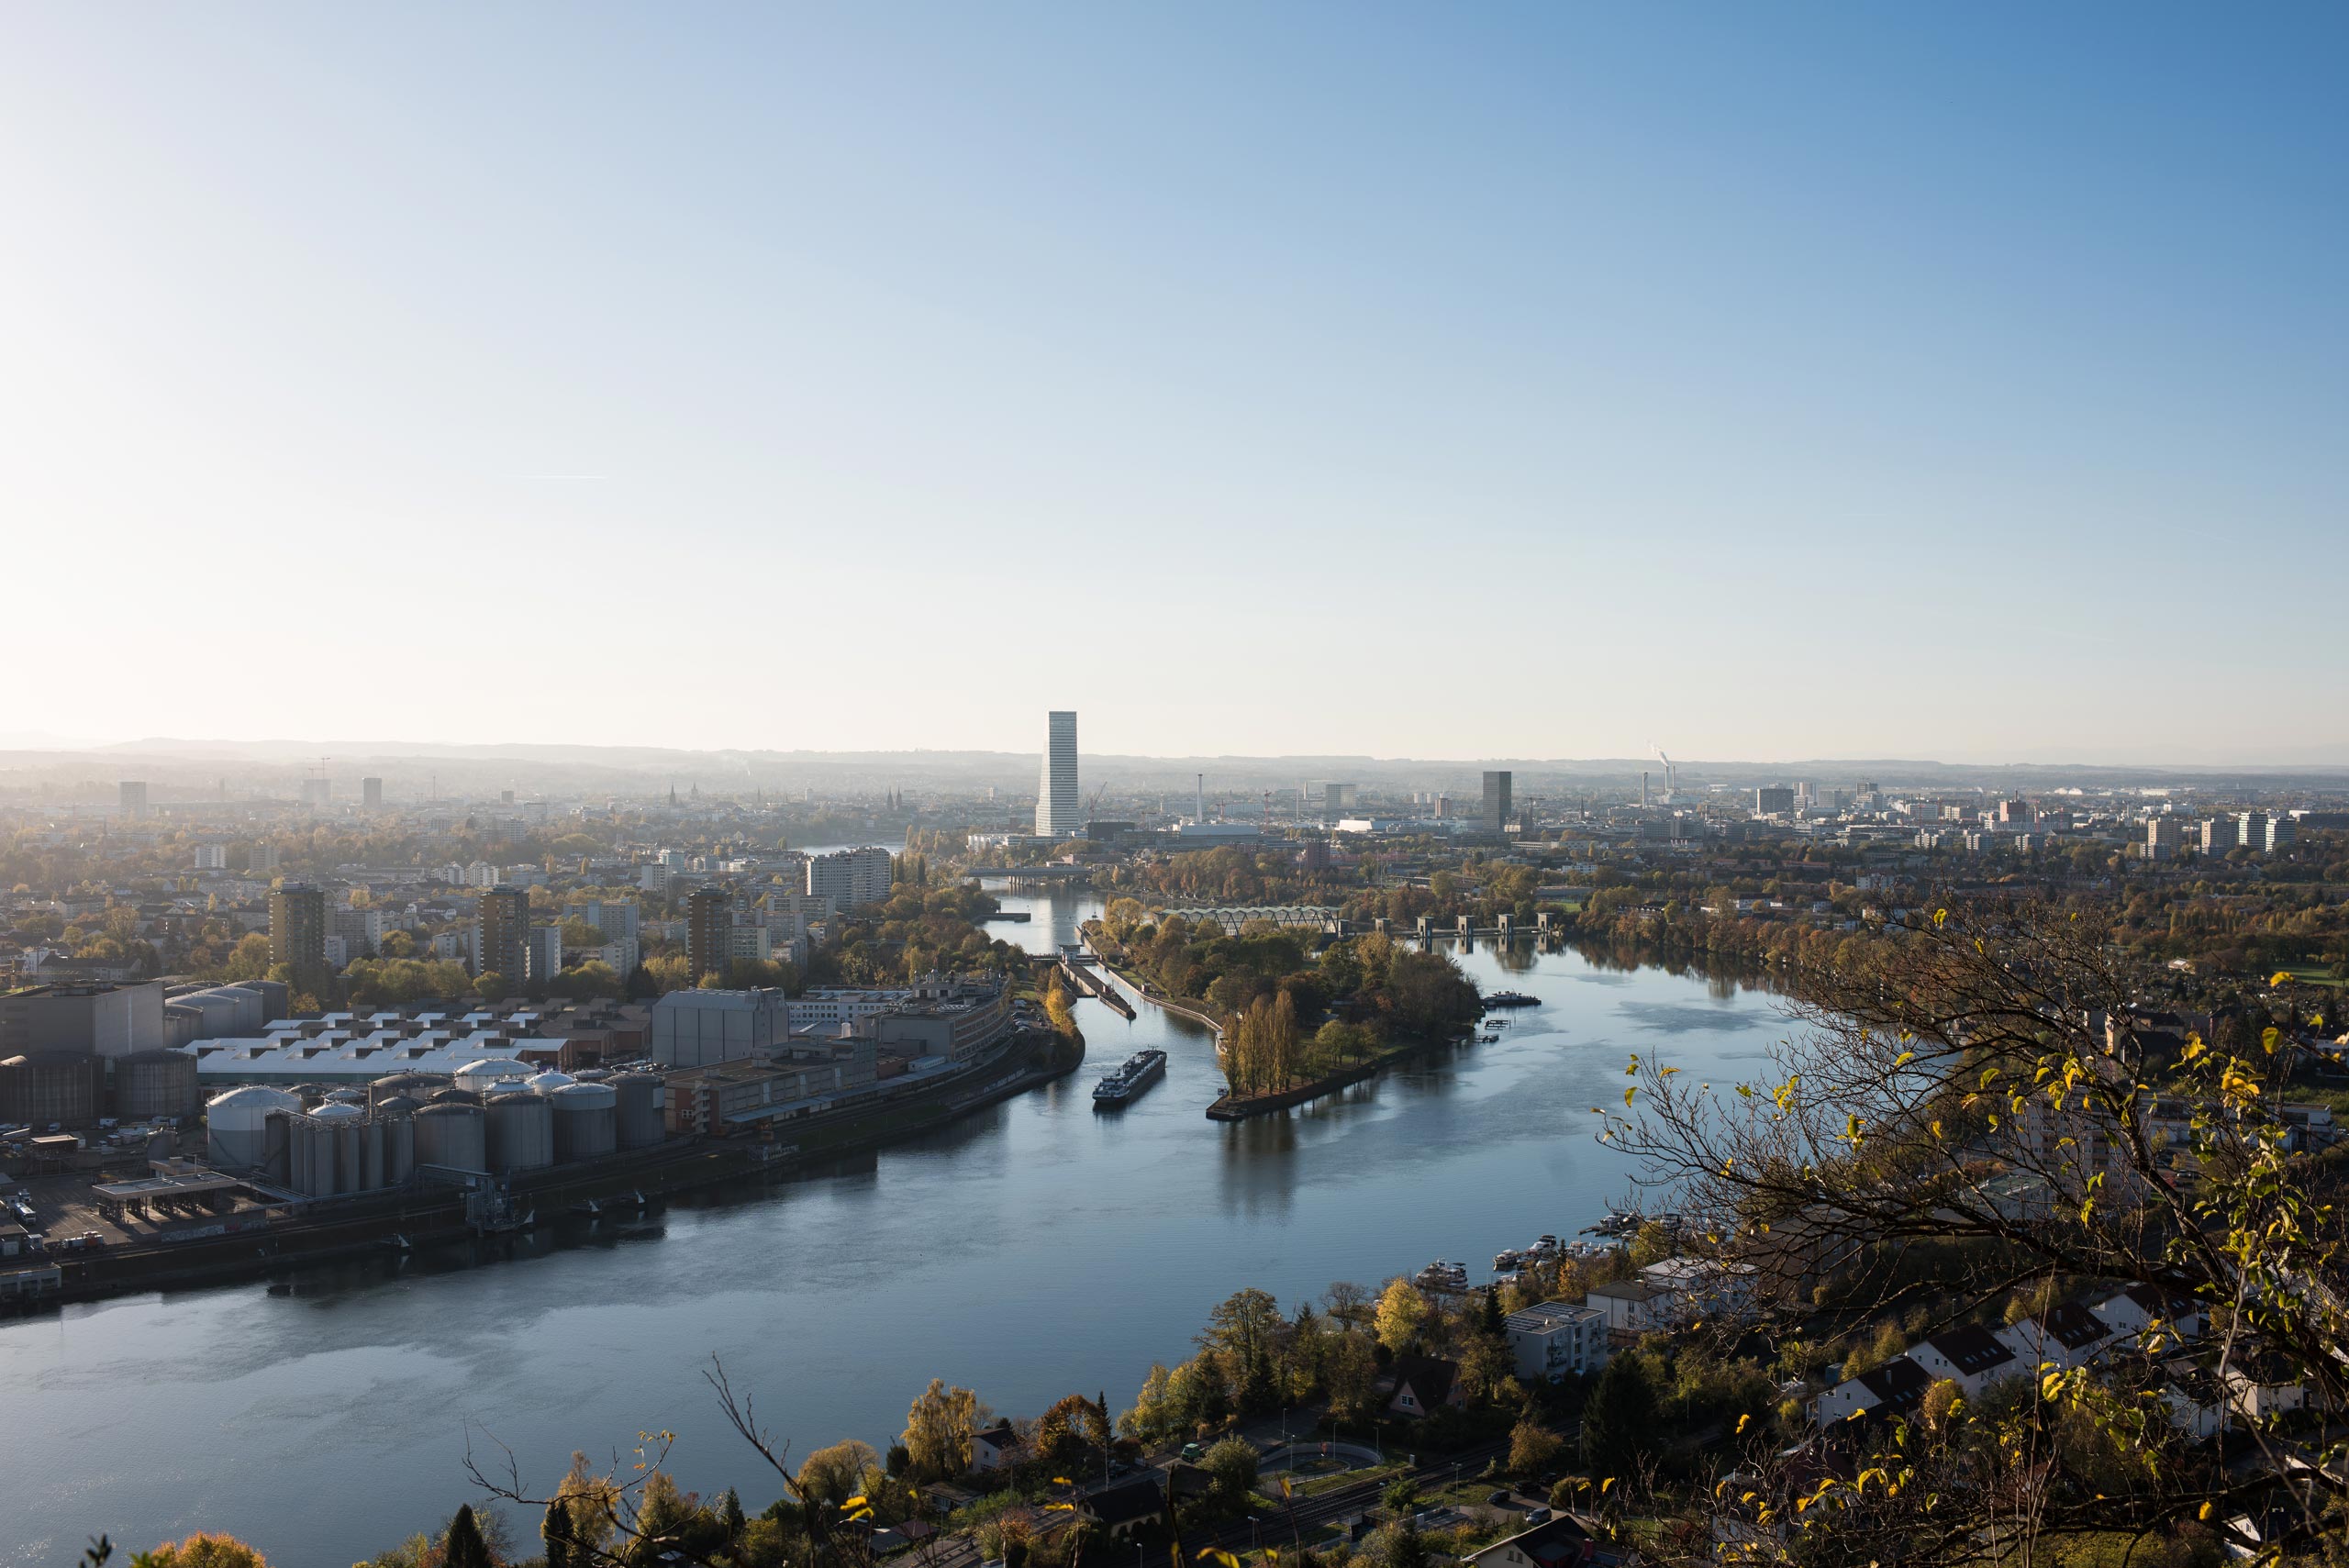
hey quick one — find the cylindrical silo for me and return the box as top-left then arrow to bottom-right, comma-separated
486,1092 -> 554,1173
284,1112 -> 309,1193
369,1072 -> 450,1111
383,1114 -> 415,1184
524,1070 -> 573,1095
206,1085 -> 302,1171
612,1073 -> 663,1150
413,1102 -> 487,1173
551,1081 -> 618,1162
455,1058 -> 531,1096
428,1086 -> 483,1107
115,1050 -> 201,1121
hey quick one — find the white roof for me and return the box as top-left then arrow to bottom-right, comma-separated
183,1031 -> 571,1084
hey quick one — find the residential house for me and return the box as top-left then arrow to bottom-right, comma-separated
1387,1354 -> 1466,1418
1998,1301 -> 2112,1373
1586,1257 -> 1757,1339
1466,1514 -> 1598,1568
2090,1283 -> 2203,1351
969,1420 -> 1027,1474
1906,1326 -> 2020,1398
1809,1356 -> 1932,1425
1079,1476 -> 1166,1541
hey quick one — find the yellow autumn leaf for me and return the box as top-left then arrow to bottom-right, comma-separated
2272,972 -> 2293,988
1736,1413 -> 1752,1432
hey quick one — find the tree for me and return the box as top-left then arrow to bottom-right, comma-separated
1508,1418 -> 1564,1479
797,1439 -> 881,1508
1602,898 -> 2349,1563
544,1495 -> 573,1568
1321,1329 -> 1379,1418
442,1506 -> 494,1568
1119,1362 -> 1180,1445
901,1379 -> 989,1479
1200,1434 -> 1260,1511
1578,1356 -> 1655,1480
1374,1278 -> 1428,1354
138,1537 -> 269,1568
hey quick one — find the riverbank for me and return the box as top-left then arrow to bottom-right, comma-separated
8,1028 -> 1085,1314
1201,1028 -> 1468,1120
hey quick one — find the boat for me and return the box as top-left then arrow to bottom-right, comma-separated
1483,991 -> 1539,1010
1415,1259 -> 1470,1291
1493,1249 -> 1522,1273
1092,1049 -> 1168,1106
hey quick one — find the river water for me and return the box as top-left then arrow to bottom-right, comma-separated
0,892 -> 1793,1564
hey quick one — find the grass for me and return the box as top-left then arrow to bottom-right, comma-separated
1270,1461 -> 1408,1500
2279,964 -> 2347,989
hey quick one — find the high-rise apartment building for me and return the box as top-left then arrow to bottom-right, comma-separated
2237,812 -> 2268,854
269,884 -> 328,974
194,844 -> 228,870
117,781 -> 148,818
686,884 -> 735,984
362,776 -> 384,808
1035,710 -> 1080,836
1481,771 -> 1513,832
2146,818 -> 2184,861
807,847 -> 893,910
475,886 -> 529,987
2201,817 -> 2239,855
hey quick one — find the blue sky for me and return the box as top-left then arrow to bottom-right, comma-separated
3,6 -> 2342,762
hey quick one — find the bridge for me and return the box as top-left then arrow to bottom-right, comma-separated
1150,904 -> 1345,935
966,863 -> 1095,884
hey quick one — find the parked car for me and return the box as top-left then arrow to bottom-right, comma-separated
1521,1507 -> 1552,1526
1486,1490 -> 1513,1507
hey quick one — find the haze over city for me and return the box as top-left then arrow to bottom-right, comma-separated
8,7 -> 2349,1568
5,6 -> 2345,763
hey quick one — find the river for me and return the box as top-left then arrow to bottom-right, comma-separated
0,890 -> 1794,1564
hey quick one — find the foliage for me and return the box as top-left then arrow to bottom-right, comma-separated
901,1379 -> 990,1480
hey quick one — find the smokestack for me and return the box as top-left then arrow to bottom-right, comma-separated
1196,773 -> 1205,824
1642,771 -> 1650,808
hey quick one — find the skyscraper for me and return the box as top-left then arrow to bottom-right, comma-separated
1035,710 -> 1080,836
685,884 -> 734,984
1481,771 -> 1512,832
117,781 -> 148,818
361,776 -> 384,808
475,886 -> 529,988
268,884 -> 327,974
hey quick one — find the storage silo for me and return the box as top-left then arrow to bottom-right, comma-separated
524,1070 -> 573,1095
382,1112 -> 415,1185
206,1085 -> 301,1171
455,1058 -> 531,1095
428,1087 -> 483,1106
612,1073 -> 663,1150
1,1052 -> 102,1127
368,1072 -> 449,1111
550,1081 -> 618,1162
486,1091 -> 554,1173
413,1102 -> 487,1173
115,1049 -> 201,1121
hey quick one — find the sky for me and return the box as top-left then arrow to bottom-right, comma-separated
2,6 -> 2343,766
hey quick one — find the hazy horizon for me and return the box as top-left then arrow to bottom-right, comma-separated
5,6 -> 2343,762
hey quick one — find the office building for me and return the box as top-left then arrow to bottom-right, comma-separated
362,776 -> 384,808
2266,814 -> 2297,852
250,844 -> 280,875
474,886 -> 529,988
1480,771 -> 1512,832
2201,817 -> 2238,855
686,884 -> 735,983
1754,785 -> 1796,816
117,781 -> 148,818
268,884 -> 328,974
1035,710 -> 1080,836
807,847 -> 893,910
2237,812 -> 2269,854
1323,782 -> 1358,811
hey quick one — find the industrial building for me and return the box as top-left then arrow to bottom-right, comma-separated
0,981 -> 167,1058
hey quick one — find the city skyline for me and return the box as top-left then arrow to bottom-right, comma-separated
4,6 -> 2344,762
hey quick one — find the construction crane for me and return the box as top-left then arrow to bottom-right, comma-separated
1085,782 -> 1108,821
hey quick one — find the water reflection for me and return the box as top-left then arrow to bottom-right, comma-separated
0,887 -> 1803,1568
